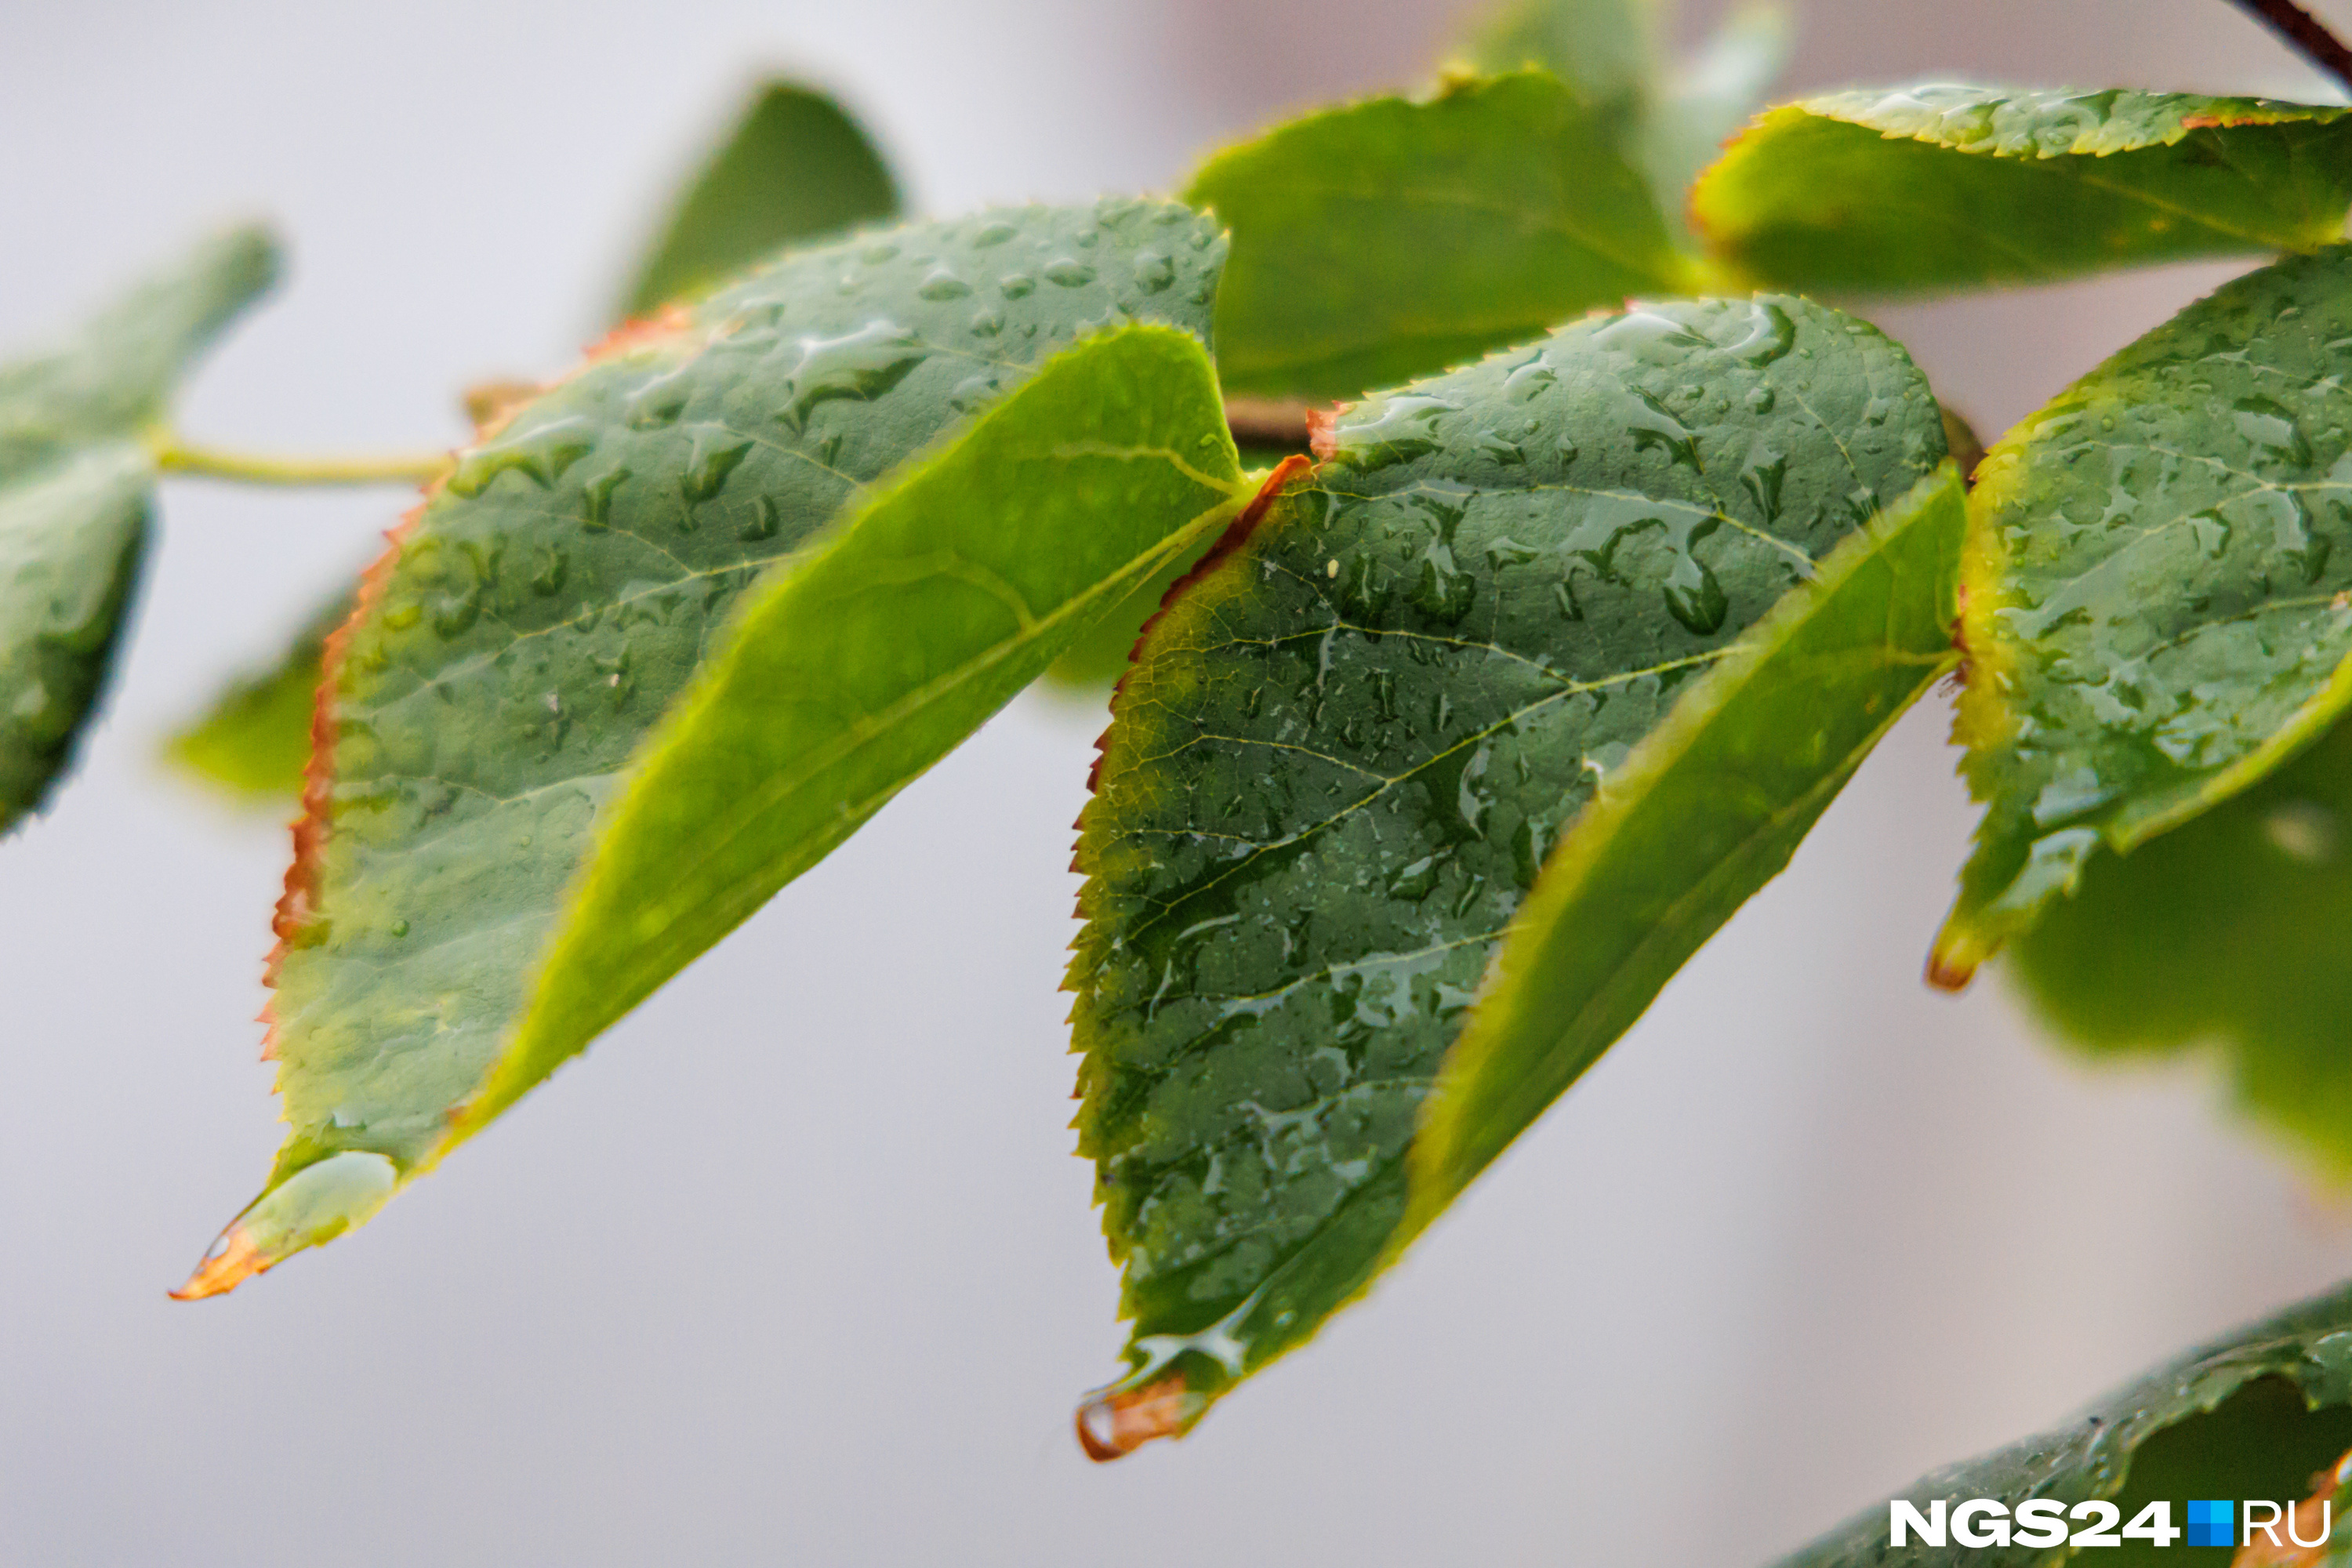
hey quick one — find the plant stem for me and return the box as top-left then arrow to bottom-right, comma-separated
1225,397 -> 1314,450
149,434 -> 448,488
2228,0 -> 2352,98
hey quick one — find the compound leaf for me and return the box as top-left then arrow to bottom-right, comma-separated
1069,295 -> 1945,1452
2009,710 -> 2352,1181
1775,1278 -> 2352,1567
1,227 -> 278,832
176,201 -> 1227,1298
459,325 -> 1250,1136
1693,86 -> 2352,294
1406,463 -> 1962,1226
620,80 -> 901,318
1932,247 -> 2352,986
1186,71 -> 1696,404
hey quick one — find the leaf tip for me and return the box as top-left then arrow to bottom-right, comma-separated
168,1221 -> 266,1301
170,1151 -> 398,1303
1075,1373 -> 1191,1461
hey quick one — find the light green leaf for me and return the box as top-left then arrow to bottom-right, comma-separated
1068,296 -> 1945,1453
1693,85 -> 2352,294
1932,246 -> 2352,987
1638,2 -> 1790,242
1456,0 -> 1657,111
0,227 -> 278,832
459,325 -> 1248,1137
163,588 -> 350,801
2008,710 -> 2352,1181
1406,464 -> 1962,1229
1774,1278 -> 2352,1567
1042,438 -> 1305,691
177,201 -> 1228,1299
620,80 -> 901,319
1186,71 -> 1696,403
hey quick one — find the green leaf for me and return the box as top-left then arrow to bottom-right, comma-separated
164,588 -> 350,800
1637,2 -> 1789,243
1185,71 -> 1696,404
1692,86 -> 2352,294
459,325 -> 1249,1138
619,81 -> 901,319
2008,710 -> 2352,1180
1932,246 -> 2352,987
1406,463 -> 1962,1228
176,200 -> 1228,1299
0,227 -> 278,833
1773,1279 -> 2352,1567
1068,296 -> 1946,1452
1456,0 -> 1657,111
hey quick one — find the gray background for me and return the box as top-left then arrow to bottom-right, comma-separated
0,1 -> 2345,1562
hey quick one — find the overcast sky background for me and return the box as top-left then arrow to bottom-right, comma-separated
1,2 -> 2348,1563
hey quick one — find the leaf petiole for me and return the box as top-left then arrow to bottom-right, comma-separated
147,431 -> 449,488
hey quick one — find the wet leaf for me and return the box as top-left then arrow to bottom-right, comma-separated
0,227 -> 278,833
1068,295 -> 1946,1448
1932,247 -> 2352,987
177,201 -> 1227,1299
1693,86 -> 2352,294
2008,713 -> 2352,1181
165,588 -> 351,800
1774,1279 -> 2352,1567
460,325 -> 1250,1136
1186,71 -> 1695,404
1407,463 -> 1964,1228
620,80 -> 901,318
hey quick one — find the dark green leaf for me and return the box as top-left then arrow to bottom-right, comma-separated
1933,247 -> 2352,987
1693,86 -> 2352,294
458,325 -> 1250,1137
1185,71 -> 1694,403
177,201 -> 1227,1298
2009,711 -> 2352,1179
0,227 -> 278,832
164,589 -> 350,800
1069,296 -> 1945,1451
1406,463 -> 1963,1228
619,81 -> 901,319
1774,1279 -> 2352,1567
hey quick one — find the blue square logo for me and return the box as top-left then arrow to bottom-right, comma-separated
2187,1499 -> 2235,1548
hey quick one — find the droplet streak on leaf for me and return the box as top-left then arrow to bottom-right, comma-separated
1693,85 -> 2352,294
185,201 -> 1228,1297
1933,246 -> 2352,985
1069,295 -> 1945,1446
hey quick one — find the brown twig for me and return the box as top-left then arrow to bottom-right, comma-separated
1223,397 -> 1316,451
2229,0 -> 2352,99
